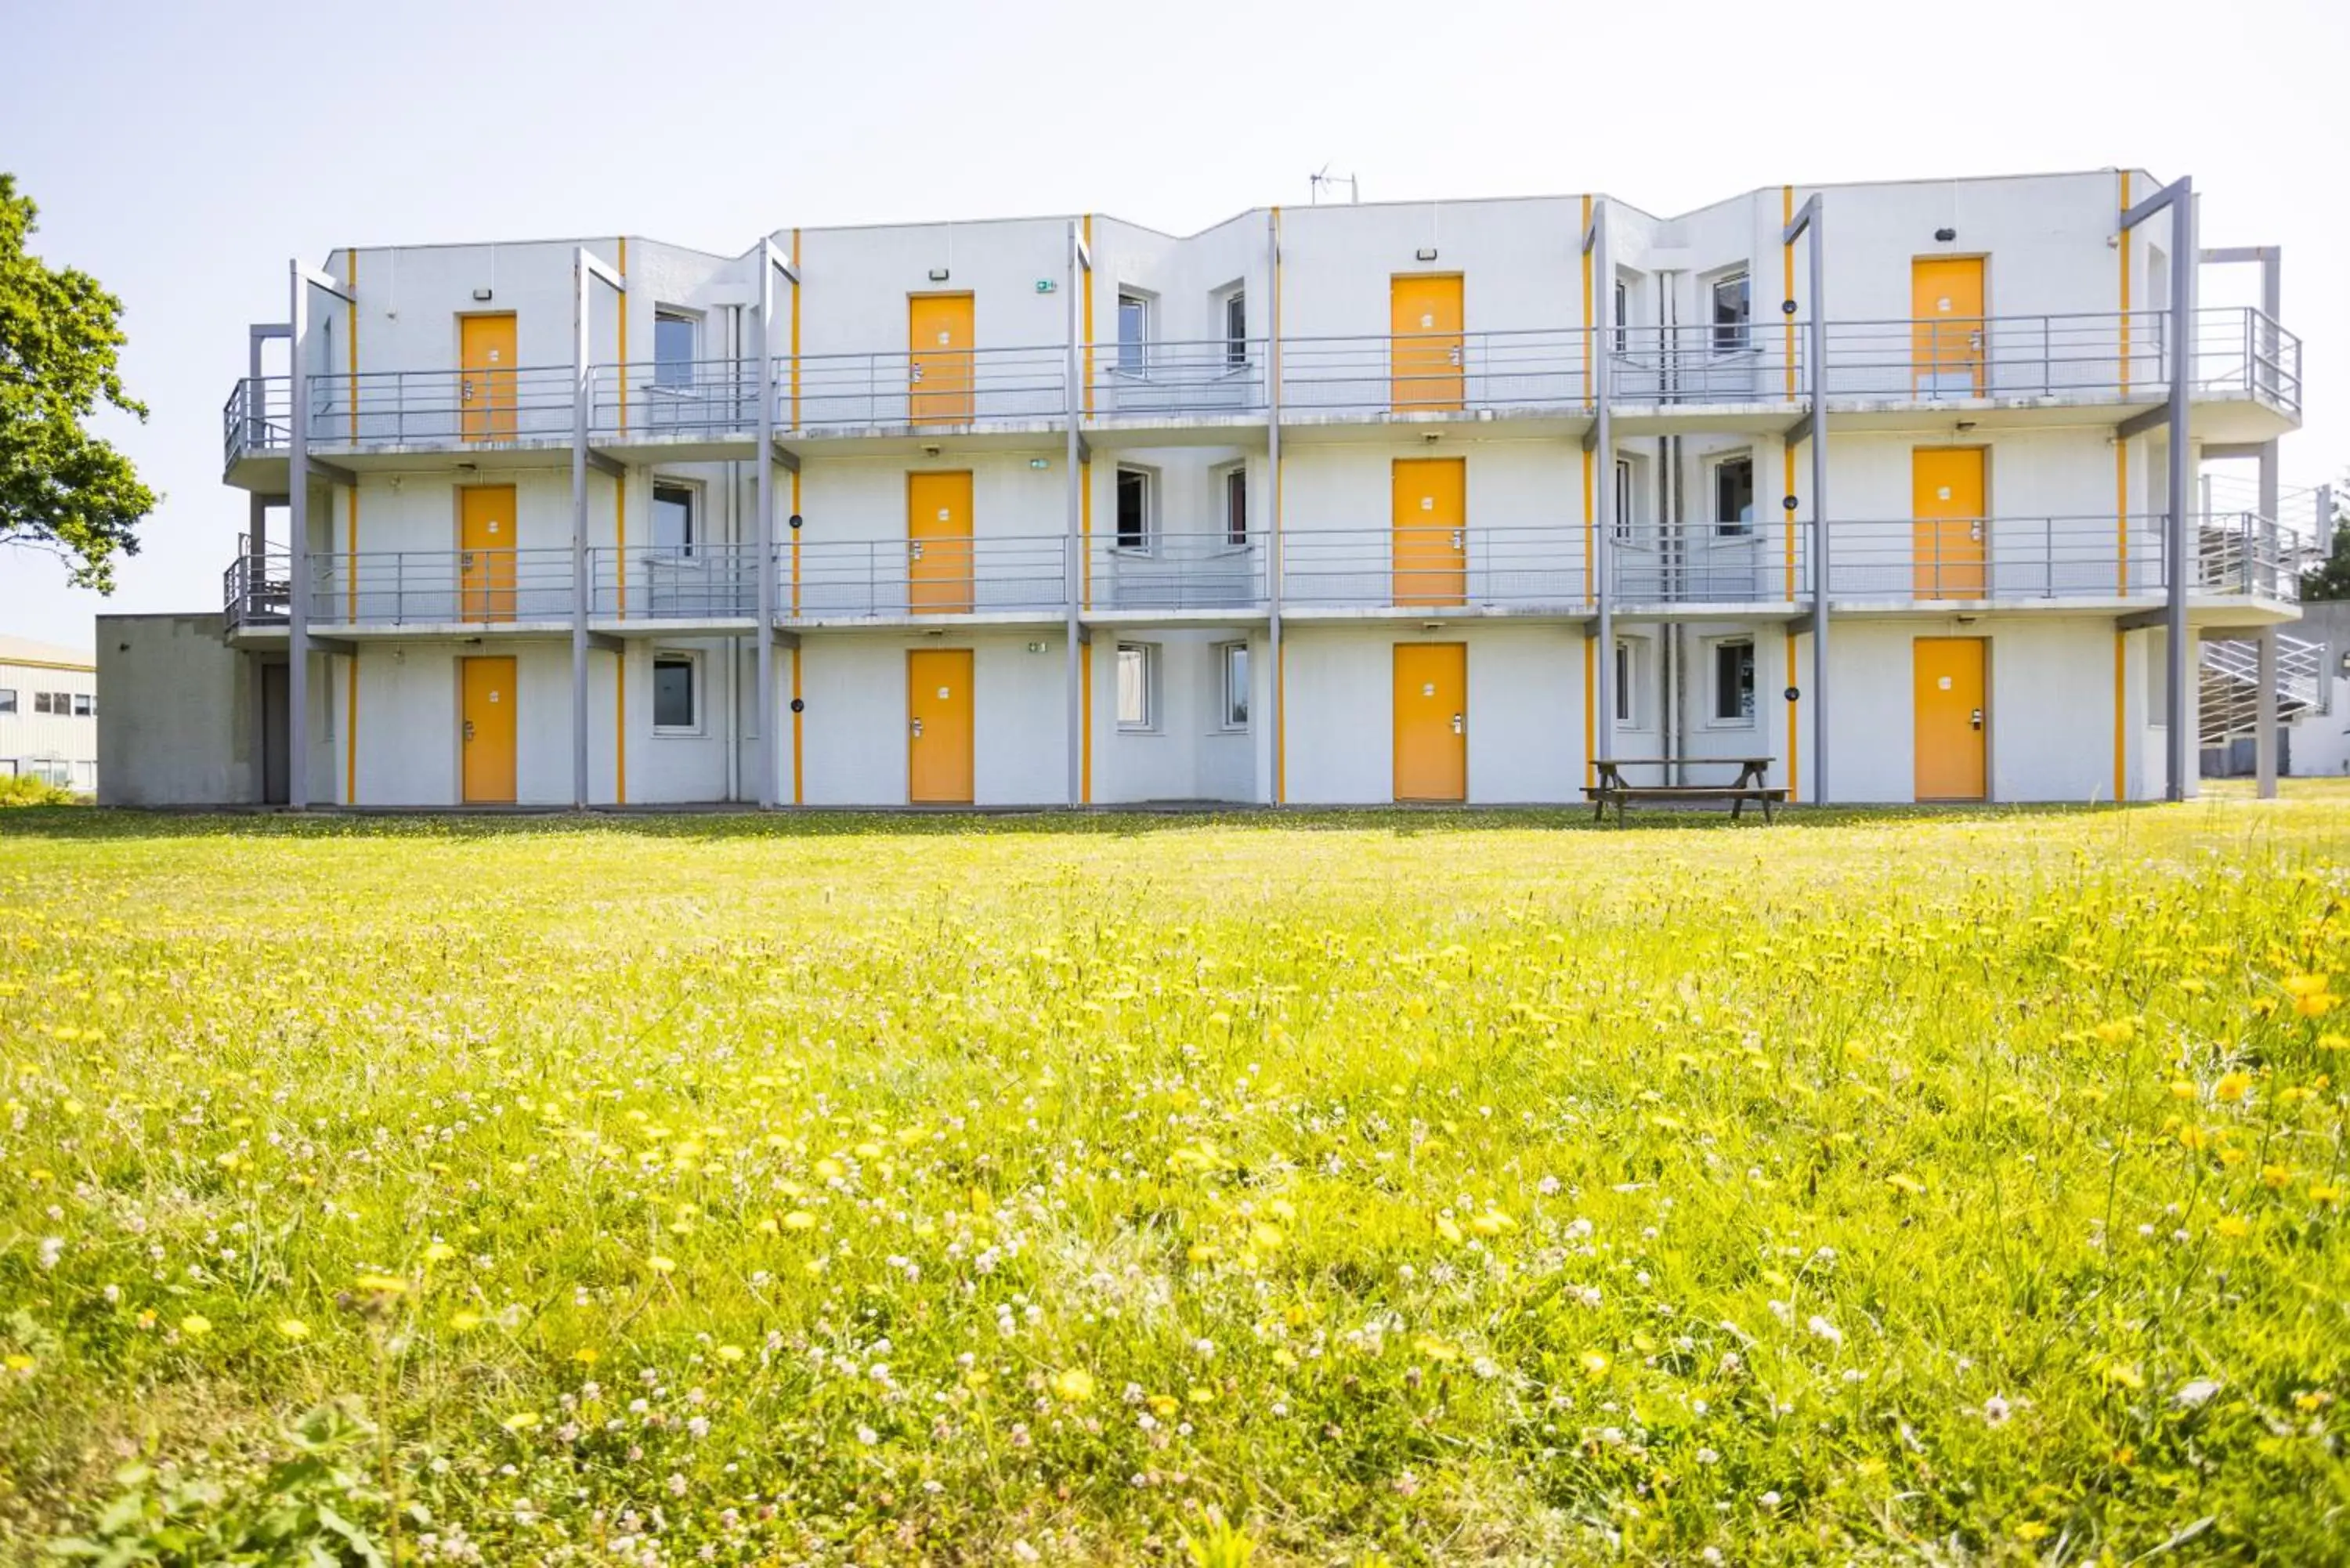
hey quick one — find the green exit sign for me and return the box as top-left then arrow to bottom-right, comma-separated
1036,279 -> 1057,293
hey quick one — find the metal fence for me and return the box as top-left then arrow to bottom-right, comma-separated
221,536 -> 290,627
1609,325 -> 1805,405
1088,534 -> 1267,612
1280,526 -> 1589,609
787,534 -> 1072,618
590,359 -> 761,440
1086,338 -> 1268,421
787,346 -> 1066,428
591,544 -> 764,620
1279,330 -> 1589,414
222,378 -> 291,468
307,367 -> 580,446
1610,526 -> 1810,603
308,548 -> 577,625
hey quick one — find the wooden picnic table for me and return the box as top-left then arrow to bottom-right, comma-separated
1584,757 -> 1786,825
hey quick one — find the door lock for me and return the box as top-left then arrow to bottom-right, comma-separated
1970,707 -> 1983,730
910,541 -> 924,559
1451,713 -> 1465,735
910,364 -> 925,382
461,379 -> 476,402
1450,529 -> 1464,548
910,717 -> 924,737
463,720 -> 476,741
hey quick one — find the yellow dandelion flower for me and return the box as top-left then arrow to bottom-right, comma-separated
1250,1223 -> 1284,1251
354,1274 -> 408,1296
2214,1215 -> 2251,1239
1050,1367 -> 1095,1403
2167,1080 -> 2199,1101
1469,1209 -> 1517,1236
450,1310 -> 483,1331
2261,1164 -> 2293,1190
179,1314 -> 212,1338
1412,1335 -> 1459,1363
1886,1173 -> 1926,1197
2104,1362 -> 2145,1392
501,1411 -> 541,1433
1579,1349 -> 1611,1378
781,1210 -> 818,1231
2214,1072 -> 2254,1103
715,1345 -> 746,1363
1148,1393 -> 1179,1418
422,1241 -> 457,1264
5,1353 -> 35,1374
647,1255 -> 677,1275
1434,1213 -> 1464,1245
275,1318 -> 310,1341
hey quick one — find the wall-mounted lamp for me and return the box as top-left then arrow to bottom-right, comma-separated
1029,457 -> 1050,470
1422,430 -> 1441,444
1421,621 -> 1444,633
472,287 -> 494,302
1933,227 -> 1957,244
1026,641 -> 1048,653
1415,247 -> 1439,262
927,268 -> 951,282
920,443 -> 942,458
787,513 -> 804,530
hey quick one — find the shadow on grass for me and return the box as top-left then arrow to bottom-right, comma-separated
0,800 -> 2133,843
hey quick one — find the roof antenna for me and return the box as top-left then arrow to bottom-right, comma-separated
1309,165 -> 1360,205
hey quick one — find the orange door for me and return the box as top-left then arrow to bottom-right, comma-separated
908,648 -> 974,804
908,471 -> 975,613
460,656 -> 518,804
1394,642 -> 1467,802
1911,258 -> 1985,396
1911,448 -> 1987,598
1392,457 -> 1467,605
909,294 -> 975,424
1390,274 -> 1464,410
459,485 -> 518,621
460,313 -> 519,442
1914,637 -> 1987,801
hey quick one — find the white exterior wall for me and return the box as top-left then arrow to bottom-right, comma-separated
1,652 -> 99,790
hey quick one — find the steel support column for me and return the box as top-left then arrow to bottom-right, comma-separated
1583,203 -> 1614,769
284,264 -> 351,811
1267,208 -> 1285,805
571,247 -> 627,811
1065,219 -> 1089,807
1781,194 -> 1828,803
2124,177 -> 2195,800
753,241 -> 795,809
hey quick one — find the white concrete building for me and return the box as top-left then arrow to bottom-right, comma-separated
102,168 -> 2307,809
0,635 -> 99,793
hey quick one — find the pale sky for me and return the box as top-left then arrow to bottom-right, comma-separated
2,0 -> 2341,652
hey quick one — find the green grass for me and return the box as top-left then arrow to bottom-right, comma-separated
2,797 -> 2348,1564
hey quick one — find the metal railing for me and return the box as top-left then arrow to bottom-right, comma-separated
1610,525 -> 1810,602
309,366 -> 580,446
591,359 -> 760,440
2193,307 -> 2303,416
1086,338 -> 1268,421
787,346 -> 1065,429
222,535 -> 290,627
223,378 -> 291,469
1609,324 -> 1806,405
1088,533 -> 1267,612
591,543 -> 763,620
1817,311 -> 2171,401
2201,631 -> 2326,747
1280,329 -> 1589,414
1823,515 -> 2166,600
1280,526 -> 1589,609
786,533 -> 1072,618
308,547 -> 577,625
2193,511 -> 2298,601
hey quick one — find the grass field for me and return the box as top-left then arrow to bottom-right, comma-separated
2,797 -> 2348,1564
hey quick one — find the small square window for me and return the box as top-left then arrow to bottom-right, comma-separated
1222,466 -> 1248,547
0,689 -> 16,714
1117,293 -> 1149,372
653,482 -> 696,555
1712,639 -> 1757,724
653,653 -> 699,732
34,692 -> 53,715
72,693 -> 93,717
1115,468 -> 1152,551
1218,642 -> 1249,729
1116,642 -> 1156,729
1714,456 -> 1755,537
1712,271 -> 1752,353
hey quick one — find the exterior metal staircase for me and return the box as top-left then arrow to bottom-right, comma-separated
2200,630 -> 2326,748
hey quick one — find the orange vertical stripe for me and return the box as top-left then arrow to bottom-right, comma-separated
1079,639 -> 1093,804
1081,215 -> 1095,416
1079,459 -> 1092,609
615,645 -> 627,807
615,471 -> 627,618
345,249 -> 359,442
344,652 -> 357,806
1580,194 -> 1593,408
1274,636 -> 1287,805
1781,186 -> 1796,400
790,467 -> 804,806
2112,631 -> 2126,804
1784,627 -> 1800,803
790,468 -> 801,616
1784,442 -> 1799,600
790,644 -> 804,807
1582,445 -> 1596,789
790,228 -> 802,431
616,237 -> 628,437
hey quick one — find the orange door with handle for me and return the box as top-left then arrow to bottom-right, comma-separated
1390,274 -> 1464,410
1911,447 -> 1987,598
1394,641 -> 1467,802
907,471 -> 975,613
1392,457 -> 1467,606
908,648 -> 974,804
460,313 -> 518,442
909,294 -> 975,424
460,656 -> 518,804
1911,258 -> 1985,396
459,484 -> 518,621
1914,637 -> 1987,801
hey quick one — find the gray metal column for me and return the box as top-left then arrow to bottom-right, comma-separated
1064,219 -> 1084,807
570,250 -> 592,811
2255,628 -> 2279,798
755,263 -> 778,810
1806,206 -> 1829,805
1267,208 -> 1285,804
286,262 -> 311,810
1587,202 -> 1614,768
2164,182 -> 2196,800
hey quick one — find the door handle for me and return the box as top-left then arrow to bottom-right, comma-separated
910,364 -> 925,382
1969,520 -> 1983,542
910,541 -> 924,560
910,717 -> 924,737
1451,713 -> 1465,735
461,379 -> 476,403
1970,708 -> 1983,731
1448,346 -> 1462,366
464,720 -> 476,742
1450,529 -> 1464,549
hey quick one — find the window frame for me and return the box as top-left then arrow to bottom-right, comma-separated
1115,641 -> 1159,732
651,650 -> 703,735
1613,276 -> 1630,355
1115,291 -> 1151,374
1711,452 -> 1756,539
1113,464 -> 1155,553
1614,638 -> 1638,727
652,309 -> 700,389
1216,641 -> 1250,731
1708,637 -> 1759,727
72,693 -> 94,717
1613,456 -> 1636,542
650,479 -> 700,558
33,692 -> 54,716
1710,269 -> 1752,356
1220,286 -> 1248,367
1217,463 -> 1249,548
0,689 -> 15,714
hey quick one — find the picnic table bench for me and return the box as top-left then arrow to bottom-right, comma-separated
1584,757 -> 1787,825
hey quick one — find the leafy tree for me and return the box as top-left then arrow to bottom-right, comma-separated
0,172 -> 157,591
2301,482 -> 2350,602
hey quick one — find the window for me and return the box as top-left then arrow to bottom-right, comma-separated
1712,638 -> 1757,724
1116,642 -> 1157,729
33,692 -> 54,715
1222,466 -> 1248,546
1117,293 -> 1149,372
1713,455 -> 1755,537
1115,467 -> 1152,551
652,482 -> 696,555
1613,277 -> 1629,354
1614,639 -> 1636,725
653,652 -> 699,732
0,689 -> 15,714
72,694 -> 93,717
1613,457 -> 1635,541
653,311 -> 697,388
1711,271 -> 1752,354
1218,642 -> 1250,729
1222,289 -> 1248,366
